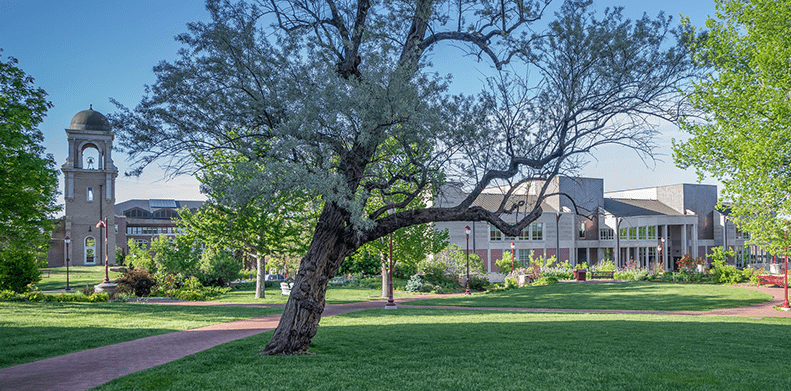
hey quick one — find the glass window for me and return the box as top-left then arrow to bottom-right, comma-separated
532,223 -> 543,241
518,249 -> 531,267
490,225 -> 502,241
599,228 -> 614,241
579,222 -> 586,239
638,226 -> 647,240
519,227 -> 530,241
628,227 -> 637,240
87,187 -> 93,202
647,226 -> 657,240
620,228 -> 628,240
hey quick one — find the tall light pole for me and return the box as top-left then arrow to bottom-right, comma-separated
64,236 -> 72,292
465,226 -> 471,295
385,203 -> 397,309
783,225 -> 789,311
656,243 -> 662,274
96,217 -> 110,283
510,242 -> 515,272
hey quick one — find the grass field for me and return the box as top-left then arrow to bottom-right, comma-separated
213,284 -> 418,304
0,302 -> 282,368
407,282 -> 772,311
37,266 -> 124,291
94,308 -> 791,391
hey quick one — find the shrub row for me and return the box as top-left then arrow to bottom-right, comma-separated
0,290 -> 109,302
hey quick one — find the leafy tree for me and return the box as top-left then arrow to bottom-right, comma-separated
674,0 -> 791,253
0,247 -> 41,292
176,149 -> 317,298
113,0 -> 698,354
0,51 -> 59,254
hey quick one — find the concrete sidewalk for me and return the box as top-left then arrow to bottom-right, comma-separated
1,287 -> 788,391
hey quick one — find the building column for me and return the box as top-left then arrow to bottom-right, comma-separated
681,224 -> 687,258
662,224 -> 668,270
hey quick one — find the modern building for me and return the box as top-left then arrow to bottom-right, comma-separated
47,108 -> 203,267
435,177 -> 757,273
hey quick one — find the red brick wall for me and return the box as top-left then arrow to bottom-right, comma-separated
490,249 -> 503,273
559,248 -> 570,263
476,250 -> 488,271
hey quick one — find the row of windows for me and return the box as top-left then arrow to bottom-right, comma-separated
490,223 -> 544,242
126,226 -> 179,235
123,208 -> 180,220
618,226 -> 658,241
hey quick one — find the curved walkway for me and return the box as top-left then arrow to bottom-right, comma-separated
1,287 -> 788,391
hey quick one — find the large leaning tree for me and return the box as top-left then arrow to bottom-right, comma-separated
674,0 -> 791,253
0,50 -> 59,255
112,0 -> 698,354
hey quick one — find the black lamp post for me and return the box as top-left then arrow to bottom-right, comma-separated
465,226 -> 471,295
64,236 -> 71,291
385,203 -> 397,309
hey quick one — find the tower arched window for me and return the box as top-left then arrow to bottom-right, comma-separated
85,236 -> 96,265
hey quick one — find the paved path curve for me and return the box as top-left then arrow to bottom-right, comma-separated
0,286 -> 788,391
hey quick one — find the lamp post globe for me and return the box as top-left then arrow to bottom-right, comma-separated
464,226 -> 471,295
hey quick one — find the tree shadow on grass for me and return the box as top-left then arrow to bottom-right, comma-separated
404,282 -> 772,311
97,309 -> 791,391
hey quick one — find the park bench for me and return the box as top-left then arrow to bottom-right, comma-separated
280,282 -> 294,295
588,271 -> 615,279
758,275 -> 786,286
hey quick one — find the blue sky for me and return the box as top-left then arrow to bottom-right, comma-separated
1,0 -> 721,209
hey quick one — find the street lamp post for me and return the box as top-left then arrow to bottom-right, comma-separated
385,203 -> 397,309
97,217 -> 110,283
465,226 -> 471,295
510,242 -> 515,272
64,236 -> 71,292
783,227 -> 789,311
656,244 -> 662,274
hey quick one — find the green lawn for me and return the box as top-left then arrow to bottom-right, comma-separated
406,282 -> 772,311
213,284 -> 419,304
37,266 -> 124,291
0,302 -> 282,368
95,308 -> 791,391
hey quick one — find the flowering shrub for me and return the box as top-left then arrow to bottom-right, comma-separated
677,253 -> 695,270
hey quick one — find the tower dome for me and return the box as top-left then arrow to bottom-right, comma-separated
69,105 -> 111,132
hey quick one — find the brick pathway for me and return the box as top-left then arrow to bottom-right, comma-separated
1,287 -> 788,391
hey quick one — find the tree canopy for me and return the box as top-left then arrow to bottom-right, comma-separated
674,0 -> 791,252
113,0 -> 698,354
0,50 -> 59,254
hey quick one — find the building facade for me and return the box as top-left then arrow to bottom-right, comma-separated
435,177 -> 755,273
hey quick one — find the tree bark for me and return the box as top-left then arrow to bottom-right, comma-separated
255,255 -> 265,299
261,203 -> 354,355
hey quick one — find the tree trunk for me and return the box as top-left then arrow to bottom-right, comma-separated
261,203 -> 354,355
381,252 -> 388,298
255,255 -> 265,299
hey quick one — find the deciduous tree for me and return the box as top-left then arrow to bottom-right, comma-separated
674,0 -> 791,252
112,0 -> 698,354
0,51 -> 59,255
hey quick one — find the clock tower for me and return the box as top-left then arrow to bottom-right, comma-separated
62,106 -> 118,266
